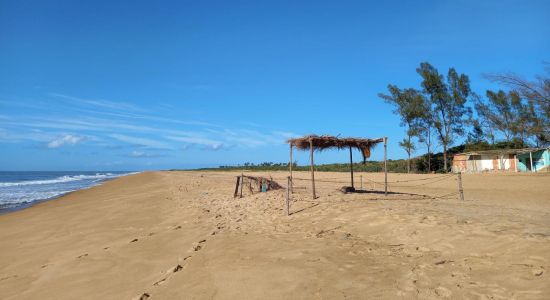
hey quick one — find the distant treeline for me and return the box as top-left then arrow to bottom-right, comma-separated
192,140 -> 529,173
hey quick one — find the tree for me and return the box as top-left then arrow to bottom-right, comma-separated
485,66 -> 550,143
416,95 -> 435,172
379,86 -> 425,173
416,62 -> 472,172
466,118 -> 485,144
475,90 -> 517,142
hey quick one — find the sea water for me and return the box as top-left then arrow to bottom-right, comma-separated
0,171 -> 136,213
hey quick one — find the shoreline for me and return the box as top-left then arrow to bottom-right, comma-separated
1,171 -> 549,299
0,172 -> 140,215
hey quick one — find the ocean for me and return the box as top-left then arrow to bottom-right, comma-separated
0,171 -> 136,213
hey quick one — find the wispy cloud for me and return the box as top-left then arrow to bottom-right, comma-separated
49,93 -> 142,112
127,151 -> 165,158
47,134 -> 86,148
109,134 -> 174,150
165,135 -> 224,150
48,134 -> 85,149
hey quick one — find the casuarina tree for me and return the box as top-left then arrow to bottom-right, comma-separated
379,85 -> 425,173
416,62 -> 472,172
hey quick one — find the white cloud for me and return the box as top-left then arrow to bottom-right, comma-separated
109,134 -> 174,149
128,151 -> 164,158
47,134 -> 86,148
49,93 -> 142,112
165,135 -> 224,150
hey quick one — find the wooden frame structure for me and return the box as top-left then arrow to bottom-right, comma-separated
287,135 -> 388,199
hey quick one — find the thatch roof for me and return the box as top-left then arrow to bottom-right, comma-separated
287,135 -> 384,162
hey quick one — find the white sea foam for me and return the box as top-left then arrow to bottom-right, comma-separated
0,190 -> 76,206
0,172 -> 139,208
0,173 -> 118,187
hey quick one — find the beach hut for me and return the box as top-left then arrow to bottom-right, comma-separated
516,148 -> 550,172
287,135 -> 386,198
452,148 -> 549,173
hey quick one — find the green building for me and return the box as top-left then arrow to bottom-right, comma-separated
516,148 -> 550,172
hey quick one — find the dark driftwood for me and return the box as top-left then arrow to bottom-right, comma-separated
240,175 -> 282,195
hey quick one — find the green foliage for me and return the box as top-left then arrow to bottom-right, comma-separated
416,62 -> 472,171
379,85 -> 427,172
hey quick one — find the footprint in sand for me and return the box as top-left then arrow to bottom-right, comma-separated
138,292 -> 150,300
153,278 -> 166,286
193,239 -> 207,251
77,253 -> 88,258
130,238 -> 139,243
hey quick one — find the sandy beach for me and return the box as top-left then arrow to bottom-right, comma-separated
0,171 -> 549,299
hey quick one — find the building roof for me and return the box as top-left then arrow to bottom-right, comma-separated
456,147 -> 549,157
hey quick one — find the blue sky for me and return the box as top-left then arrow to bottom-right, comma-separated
0,0 -> 548,171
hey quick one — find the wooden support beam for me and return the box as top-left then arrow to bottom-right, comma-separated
309,138 -> 316,199
239,173 -> 244,198
286,176 -> 290,216
457,172 -> 464,201
530,152 -> 534,172
349,145 -> 354,189
289,144 -> 293,193
384,137 -> 388,196
233,176 -> 240,198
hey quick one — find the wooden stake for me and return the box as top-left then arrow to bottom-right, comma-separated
349,146 -> 354,188
289,144 -> 293,193
239,173 -> 243,198
360,175 -> 363,190
233,176 -> 240,198
310,138 -> 316,199
384,137 -> 388,196
286,176 -> 290,216
457,172 -> 464,201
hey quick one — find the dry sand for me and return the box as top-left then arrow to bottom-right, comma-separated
0,171 -> 549,299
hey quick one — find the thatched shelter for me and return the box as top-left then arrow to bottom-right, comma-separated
287,135 -> 388,198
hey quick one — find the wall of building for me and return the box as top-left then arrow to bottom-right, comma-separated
452,153 -> 518,173
517,149 -> 549,172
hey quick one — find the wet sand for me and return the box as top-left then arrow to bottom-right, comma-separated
0,171 -> 549,299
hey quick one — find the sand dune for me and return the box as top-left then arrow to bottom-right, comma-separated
0,171 -> 549,299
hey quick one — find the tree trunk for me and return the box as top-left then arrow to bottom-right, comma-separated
427,151 -> 431,172
407,151 -> 411,173
426,127 -> 431,173
443,144 -> 448,172
407,134 -> 411,173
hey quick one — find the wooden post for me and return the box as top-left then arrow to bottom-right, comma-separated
349,146 -> 354,189
239,173 -> 244,198
384,137 -> 388,196
457,172 -> 464,201
360,175 -> 363,190
289,144 -> 293,193
286,176 -> 290,216
514,154 -> 518,172
529,151 -> 534,172
233,176 -> 240,198
309,138 -> 316,199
